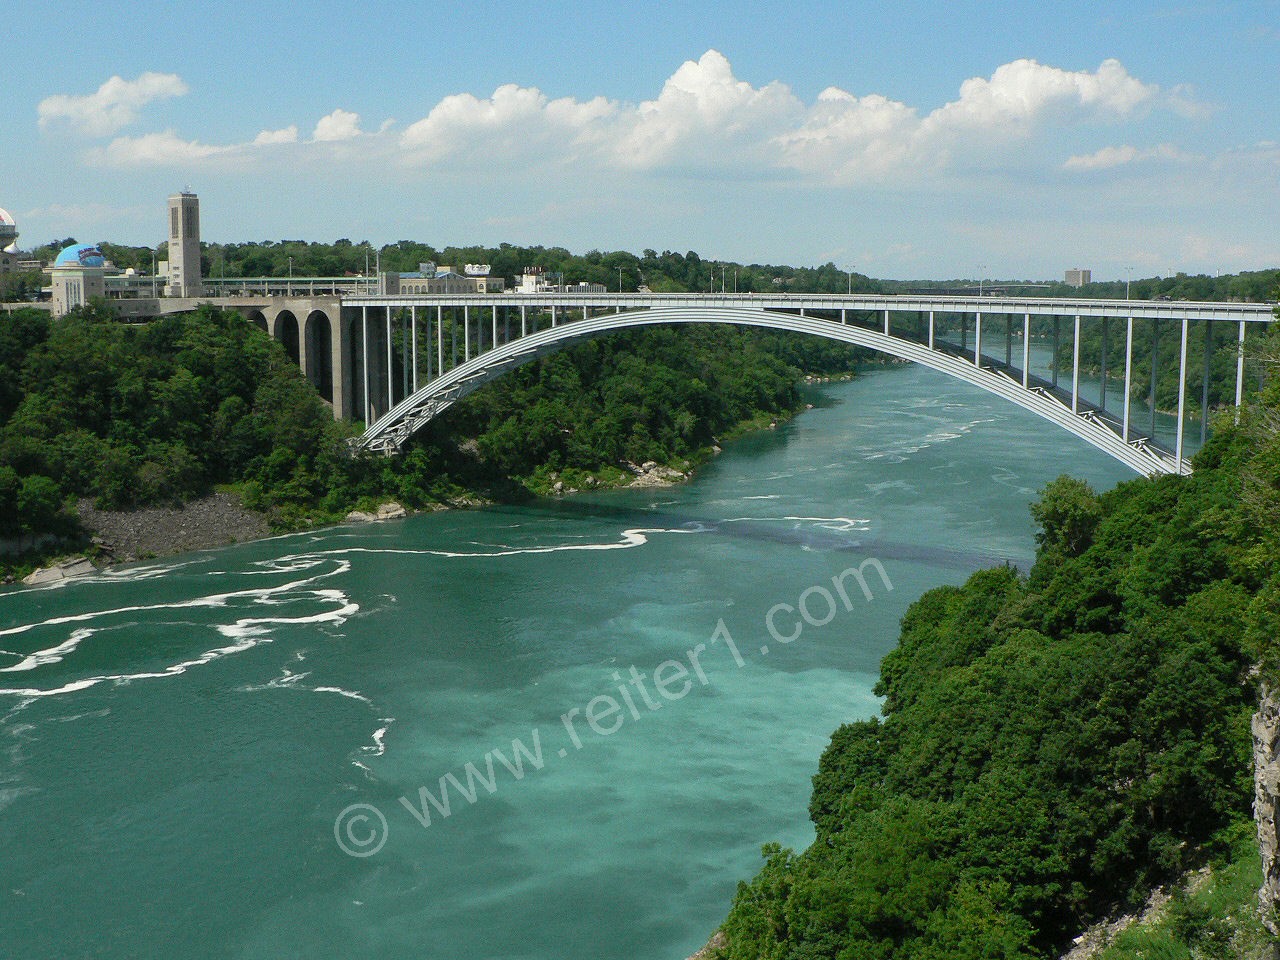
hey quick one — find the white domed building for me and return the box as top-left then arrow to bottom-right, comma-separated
51,242 -> 109,316
0,208 -> 18,286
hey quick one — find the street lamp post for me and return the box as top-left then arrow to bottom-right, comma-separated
288,256 -> 293,296
979,264 -> 987,297
1125,266 -> 1133,300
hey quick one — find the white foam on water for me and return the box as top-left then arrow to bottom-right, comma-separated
0,559 -> 359,699
0,628 -> 98,673
312,686 -> 371,703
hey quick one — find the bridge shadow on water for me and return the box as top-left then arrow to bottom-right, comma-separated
487,494 -> 1028,573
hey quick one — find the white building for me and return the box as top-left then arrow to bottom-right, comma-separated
51,243 -> 109,316
0,208 -> 18,286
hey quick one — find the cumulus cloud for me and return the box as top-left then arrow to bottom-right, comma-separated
395,52 -> 1181,185
923,58 -> 1157,134
312,109 -> 363,142
401,84 -> 616,163
39,73 -> 189,136
780,58 -> 1164,183
612,50 -> 803,169
254,125 -> 299,145
1063,143 -> 1189,170
84,130 -> 236,167
70,52 -> 1201,187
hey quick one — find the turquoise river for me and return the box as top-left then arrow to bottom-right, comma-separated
1,364 -> 1134,959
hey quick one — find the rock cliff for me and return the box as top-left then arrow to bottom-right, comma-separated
1254,682 -> 1280,935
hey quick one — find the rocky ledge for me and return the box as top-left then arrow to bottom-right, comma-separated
1254,682 -> 1280,934
76,493 -> 272,564
344,502 -> 409,522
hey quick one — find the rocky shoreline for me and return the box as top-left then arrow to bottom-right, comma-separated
75,493 -> 273,565
15,460 -> 699,584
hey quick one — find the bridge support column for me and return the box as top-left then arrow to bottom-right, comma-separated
297,315 -> 312,388
521,306 -> 528,337
361,306 -> 370,424
883,308 -> 890,336
551,305 -> 557,327
332,309 -> 354,421
1123,316 -> 1134,442
1005,315 -> 1013,368
1201,321 -> 1212,444
386,307 -> 393,414
974,311 -> 982,366
1052,317 -> 1060,388
1022,313 -> 1031,388
411,306 -> 418,393
1100,317 -> 1109,411
1151,320 -> 1160,438
1071,315 -> 1081,414
928,311 -> 935,350
1175,317 -> 1189,471
464,306 -> 471,361
1236,320 -> 1247,417
841,308 -> 847,325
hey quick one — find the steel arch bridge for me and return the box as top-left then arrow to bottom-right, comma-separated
349,300 -> 1272,476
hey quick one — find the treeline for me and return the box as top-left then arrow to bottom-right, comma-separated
883,269 -> 1279,303
715,331 -> 1280,957
0,304 -> 866,549
13,235 -> 1277,304
49,238 -> 881,297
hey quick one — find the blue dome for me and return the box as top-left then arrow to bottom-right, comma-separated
54,243 -> 106,268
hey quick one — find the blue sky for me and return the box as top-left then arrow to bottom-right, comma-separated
7,0 -> 1280,279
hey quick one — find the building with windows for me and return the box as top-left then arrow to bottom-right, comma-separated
1065,268 -> 1092,288
165,191 -> 203,297
390,263 -> 505,294
51,243 -> 109,315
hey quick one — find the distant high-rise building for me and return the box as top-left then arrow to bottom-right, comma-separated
165,191 -> 202,297
1065,268 -> 1091,288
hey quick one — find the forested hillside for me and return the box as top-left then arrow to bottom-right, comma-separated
715,332 -> 1280,957
0,304 -> 865,555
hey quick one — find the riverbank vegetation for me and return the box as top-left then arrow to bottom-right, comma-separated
714,330 -> 1280,957
0,303 -> 866,572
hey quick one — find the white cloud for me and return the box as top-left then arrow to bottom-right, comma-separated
254,125 -> 299,145
924,58 -> 1157,134
396,52 -> 1183,186
312,109 -> 363,142
84,131 -> 236,167
780,58 -> 1167,184
38,73 -> 189,136
775,88 -> 926,181
68,53 -> 1205,193
401,83 -> 616,163
1062,143 -> 1189,170
611,50 -> 802,169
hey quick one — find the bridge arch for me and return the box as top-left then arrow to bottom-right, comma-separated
243,308 -> 268,332
304,309 -> 334,403
355,305 -> 1180,475
270,310 -> 300,365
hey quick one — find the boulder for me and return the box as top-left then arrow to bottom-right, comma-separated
22,556 -> 96,585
